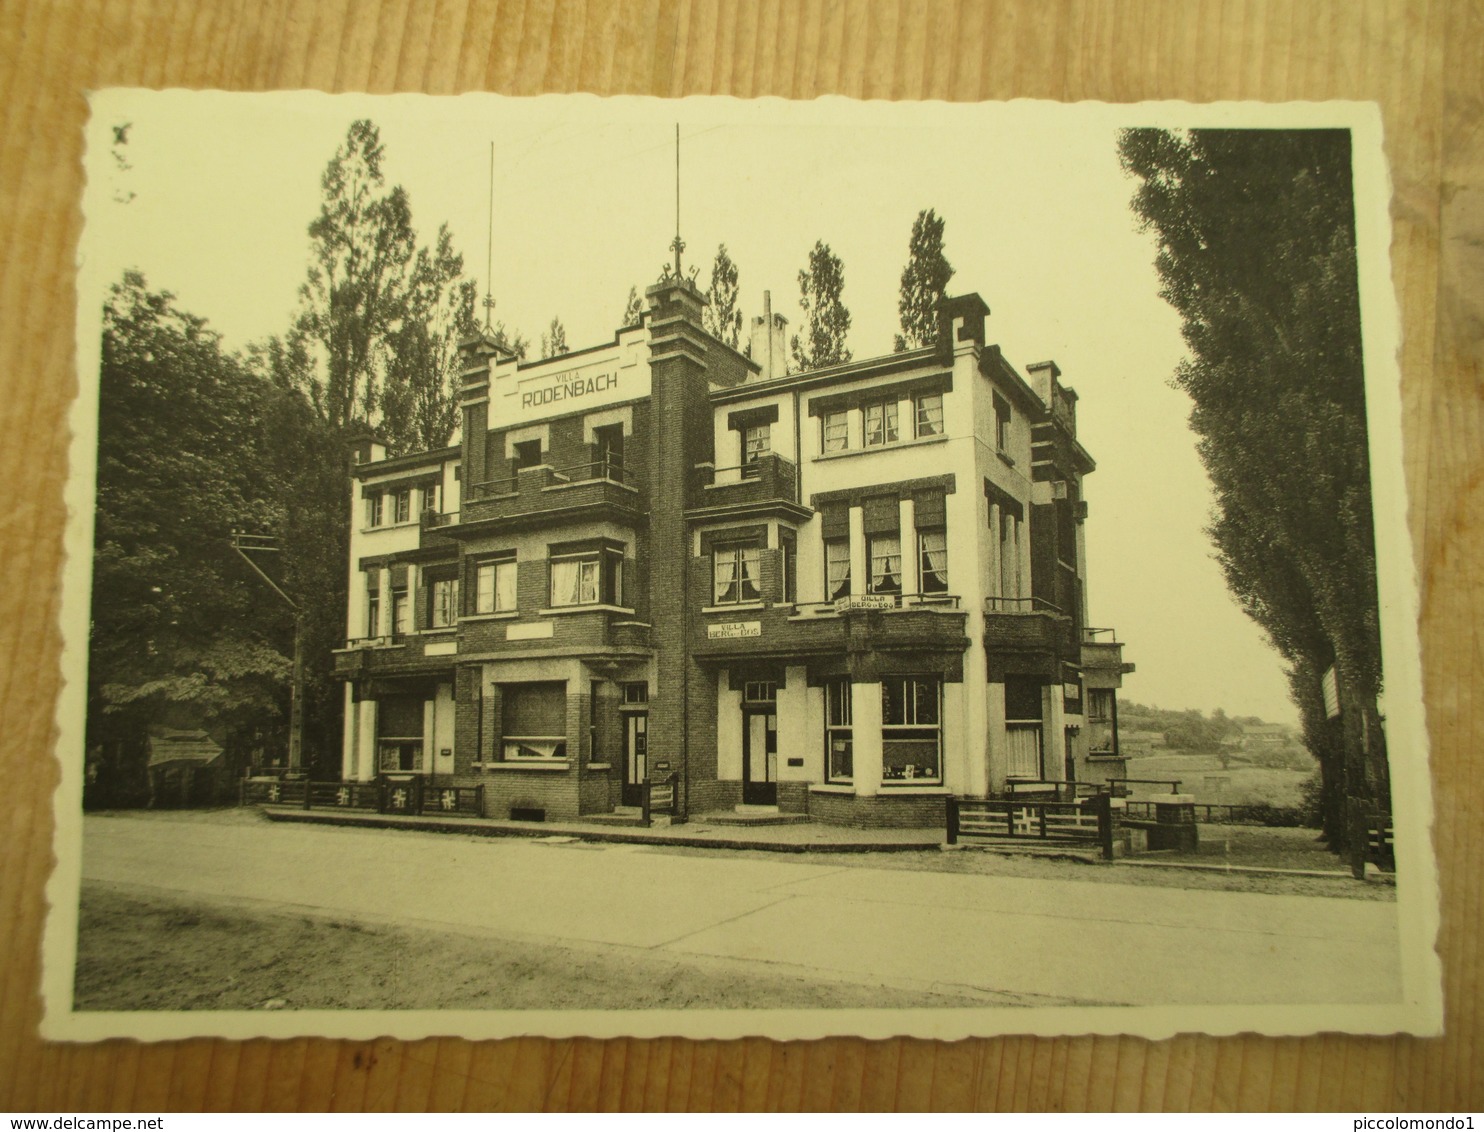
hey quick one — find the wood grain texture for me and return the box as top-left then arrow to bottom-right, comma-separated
1,0 -> 1479,1111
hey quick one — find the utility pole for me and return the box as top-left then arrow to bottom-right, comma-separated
231,532 -> 305,774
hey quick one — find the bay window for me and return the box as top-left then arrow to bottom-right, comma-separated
550,546 -> 623,607
881,676 -> 942,784
500,681 -> 567,761
918,529 -> 948,594
868,535 -> 903,596
824,538 -> 851,601
713,543 -> 762,604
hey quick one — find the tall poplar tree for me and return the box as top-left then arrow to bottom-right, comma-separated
791,240 -> 851,370
703,244 -> 743,349
1119,127 -> 1384,850
894,208 -> 954,351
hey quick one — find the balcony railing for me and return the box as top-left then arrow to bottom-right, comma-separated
1082,626 -> 1118,643
985,596 -> 1065,615
470,460 -> 632,502
421,508 -> 459,529
341,633 -> 410,649
697,453 -> 798,505
791,592 -> 962,616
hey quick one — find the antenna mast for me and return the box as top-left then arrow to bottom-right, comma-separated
483,140 -> 496,331
669,123 -> 685,278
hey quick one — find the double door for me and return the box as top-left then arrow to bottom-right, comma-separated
742,709 -> 778,805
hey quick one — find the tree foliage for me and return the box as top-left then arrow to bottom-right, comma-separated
791,240 -> 851,370
1118,127 -> 1384,848
621,285 -> 643,327
90,274 -> 350,802
541,316 -> 569,358
703,244 -> 742,349
894,208 -> 954,351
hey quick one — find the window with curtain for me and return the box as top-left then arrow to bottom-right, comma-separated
826,679 -> 853,783
713,544 -> 761,604
394,489 -> 412,524
881,676 -> 942,783
429,577 -> 459,628
391,588 -> 410,636
474,557 -> 517,614
869,535 -> 903,595
821,410 -> 850,452
742,423 -> 771,476
914,392 -> 944,438
501,682 -> 567,760
918,529 -> 948,594
549,548 -> 622,607
825,538 -> 851,601
1005,676 -> 1044,778
865,400 -> 899,447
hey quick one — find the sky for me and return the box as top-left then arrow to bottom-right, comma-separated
79,91 -> 1360,725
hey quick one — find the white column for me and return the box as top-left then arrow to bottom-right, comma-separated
848,506 -> 866,597
422,698 -> 436,775
985,681 -> 1007,794
898,497 -> 918,597
1019,515 -> 1033,601
852,680 -> 882,796
341,683 -> 357,781
356,697 -> 378,782
988,502 -> 1002,602
1047,683 -> 1067,781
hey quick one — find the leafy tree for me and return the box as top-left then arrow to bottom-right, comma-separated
1119,127 -> 1384,850
541,316 -> 569,358
296,119 -> 416,429
703,244 -> 742,349
621,286 -> 643,327
894,208 -> 954,351
791,240 -> 851,370
379,224 -> 479,455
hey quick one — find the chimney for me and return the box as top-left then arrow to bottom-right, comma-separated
748,290 -> 790,381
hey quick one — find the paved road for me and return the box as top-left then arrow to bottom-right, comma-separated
81,813 -> 1402,1007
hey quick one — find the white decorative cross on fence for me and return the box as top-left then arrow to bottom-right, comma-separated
1012,807 -> 1039,836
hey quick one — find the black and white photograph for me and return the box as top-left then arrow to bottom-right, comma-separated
46,92 -> 1438,1041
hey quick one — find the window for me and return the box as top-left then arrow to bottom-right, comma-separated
393,488 -> 412,524
429,577 -> 459,628
501,682 -> 567,760
821,410 -> 850,453
422,481 -> 440,515
713,543 -> 762,605
881,677 -> 942,784
914,392 -> 944,438
918,529 -> 948,594
364,491 -> 383,528
743,681 -> 777,703
865,399 -> 899,447
1005,676 -> 1044,779
474,557 -> 517,614
824,538 -> 851,601
868,535 -> 903,596
377,695 -> 425,772
513,439 -> 542,470
550,548 -> 623,607
622,682 -> 649,705
826,679 -> 853,783
780,531 -> 797,603
391,588 -> 410,636
742,423 -> 771,477
994,393 -> 1013,455
366,588 -> 381,637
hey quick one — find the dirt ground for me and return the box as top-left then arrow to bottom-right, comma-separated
74,882 -> 1005,1012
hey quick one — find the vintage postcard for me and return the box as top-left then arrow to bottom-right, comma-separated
45,92 -> 1439,1040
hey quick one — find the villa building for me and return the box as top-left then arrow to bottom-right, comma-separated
333,275 -> 1133,827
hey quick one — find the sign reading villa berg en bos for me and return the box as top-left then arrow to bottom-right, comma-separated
707,621 -> 762,640
504,351 -> 646,420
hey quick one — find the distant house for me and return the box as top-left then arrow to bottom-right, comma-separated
1118,729 -> 1165,756
1240,722 -> 1291,748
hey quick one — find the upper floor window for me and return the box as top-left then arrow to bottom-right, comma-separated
821,410 -> 850,453
713,543 -> 762,605
743,681 -> 777,704
868,535 -> 903,596
742,423 -> 771,478
622,681 -> 649,705
422,481 -> 440,515
393,488 -> 412,524
513,439 -> 542,470
429,576 -> 459,628
364,491 -> 384,528
994,393 -> 1013,456
919,529 -> 948,594
864,400 -> 899,447
593,423 -> 625,480
390,587 -> 411,636
550,547 -> 623,608
366,587 -> 381,637
474,556 -> 517,614
914,393 -> 944,439
825,538 -> 851,601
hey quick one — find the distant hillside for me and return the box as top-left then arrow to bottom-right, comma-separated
1119,702 -> 1314,771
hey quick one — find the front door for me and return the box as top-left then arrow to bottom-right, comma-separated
742,709 -> 778,805
621,712 -> 648,806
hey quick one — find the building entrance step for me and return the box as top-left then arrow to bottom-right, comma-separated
584,808 -> 647,827
695,807 -> 809,827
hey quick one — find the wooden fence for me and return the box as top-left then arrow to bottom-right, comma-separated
641,773 -> 678,827
243,776 -> 483,818
947,794 -> 1115,859
1122,800 -> 1304,826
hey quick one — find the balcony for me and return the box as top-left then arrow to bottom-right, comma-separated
419,508 -> 460,551
1082,626 -> 1134,689
333,632 -> 459,679
456,461 -> 643,534
983,596 -> 1075,678
688,454 -> 811,522
692,592 -> 969,665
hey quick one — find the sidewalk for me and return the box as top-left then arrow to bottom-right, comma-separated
258,804 -> 947,853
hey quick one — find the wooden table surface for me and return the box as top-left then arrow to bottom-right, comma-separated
1,0 -> 1480,1112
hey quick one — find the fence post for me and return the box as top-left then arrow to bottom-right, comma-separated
1094,792 -> 1114,861
946,797 -> 959,845
641,780 -> 652,828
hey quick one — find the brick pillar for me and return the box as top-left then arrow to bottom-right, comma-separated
645,277 -> 713,820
